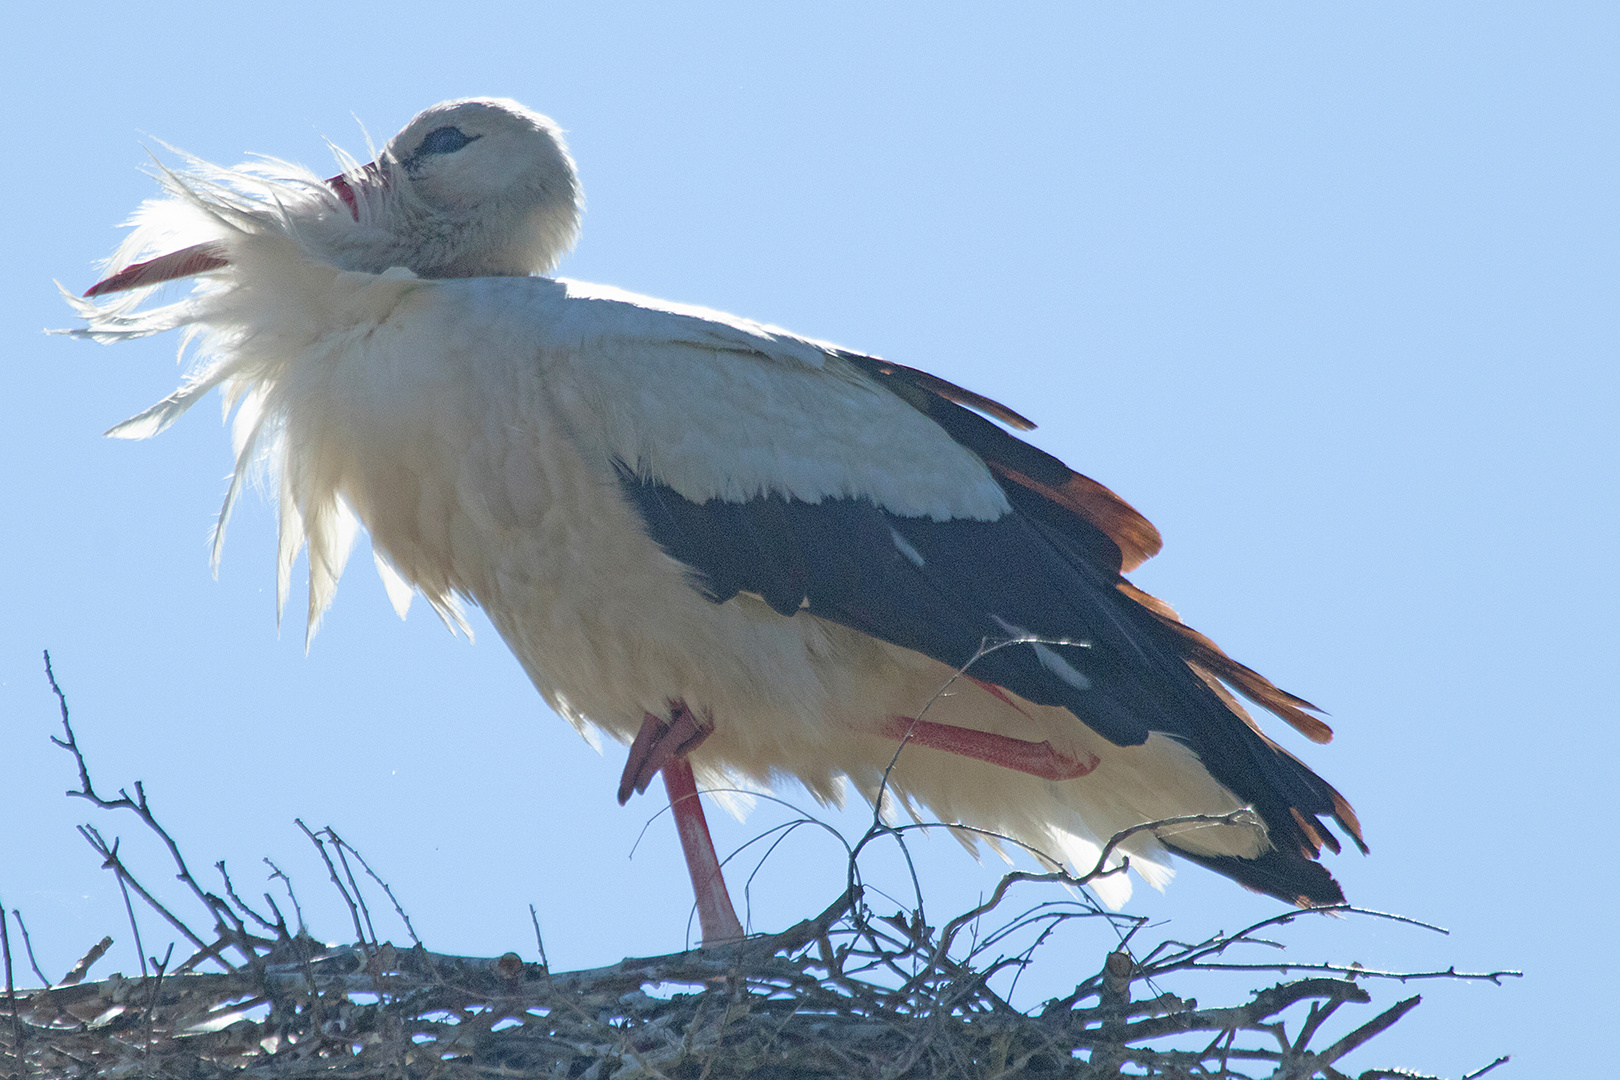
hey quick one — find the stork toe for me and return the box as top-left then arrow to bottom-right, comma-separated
617,701 -> 712,804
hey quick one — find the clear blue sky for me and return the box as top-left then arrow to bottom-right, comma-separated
4,4 -> 1615,1074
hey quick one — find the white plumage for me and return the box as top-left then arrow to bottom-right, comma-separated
70,98 -> 1363,935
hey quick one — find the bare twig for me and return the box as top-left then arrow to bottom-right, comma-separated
323,828 -> 378,945
112,850 -> 150,979
141,942 -> 175,1057
1129,904 -> 1520,988
1308,993 -> 1423,1071
51,655 -> 253,968
913,810 -> 1259,987
1291,996 -> 1343,1055
1461,1055 -> 1511,1079
261,893 -> 291,941
77,824 -> 233,973
322,828 -> 419,946
529,904 -> 549,969
1171,959 -> 1520,985
0,901 -> 19,1060
215,860 -> 280,935
295,819 -> 367,946
9,908 -> 50,989
264,858 -> 305,934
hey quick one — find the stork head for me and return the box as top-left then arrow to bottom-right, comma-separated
367,98 -> 582,278
85,98 -> 583,297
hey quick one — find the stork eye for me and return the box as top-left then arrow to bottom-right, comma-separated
414,126 -> 477,159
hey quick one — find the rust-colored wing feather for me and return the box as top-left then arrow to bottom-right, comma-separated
1116,580 -> 1335,745
836,352 -> 1162,572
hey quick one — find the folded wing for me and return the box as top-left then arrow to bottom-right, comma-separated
572,303 -> 1364,904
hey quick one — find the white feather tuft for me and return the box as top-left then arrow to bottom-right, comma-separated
374,552 -> 416,619
72,149 -> 458,645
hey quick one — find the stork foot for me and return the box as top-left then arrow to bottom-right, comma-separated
618,701 -> 712,805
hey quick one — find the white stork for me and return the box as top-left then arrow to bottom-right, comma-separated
70,98 -> 1364,945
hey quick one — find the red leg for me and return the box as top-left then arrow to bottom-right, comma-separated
661,756 -> 745,945
617,701 -> 743,946
881,716 -> 1100,780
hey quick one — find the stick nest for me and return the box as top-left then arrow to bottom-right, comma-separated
0,890 -> 1506,1080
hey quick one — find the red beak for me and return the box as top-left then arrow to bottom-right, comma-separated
83,166 -> 380,298
83,242 -> 231,298
329,172 -> 360,220
327,161 -> 386,222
